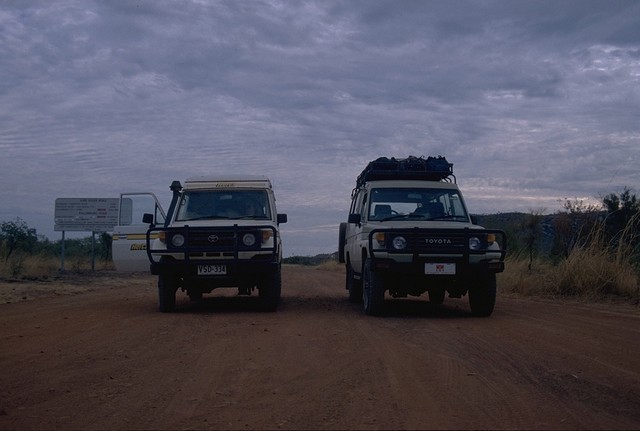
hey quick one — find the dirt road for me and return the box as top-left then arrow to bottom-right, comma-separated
1,266 -> 639,430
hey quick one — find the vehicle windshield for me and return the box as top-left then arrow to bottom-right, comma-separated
368,187 -> 468,222
175,190 -> 271,221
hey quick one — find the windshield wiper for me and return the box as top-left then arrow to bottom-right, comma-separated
425,215 -> 468,221
180,215 -> 231,221
379,214 -> 412,221
379,214 -> 468,222
227,215 -> 267,220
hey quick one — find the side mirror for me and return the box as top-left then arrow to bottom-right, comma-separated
277,213 -> 288,224
142,213 -> 155,225
470,215 -> 478,225
348,213 -> 361,224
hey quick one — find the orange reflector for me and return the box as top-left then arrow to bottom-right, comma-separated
374,232 -> 385,245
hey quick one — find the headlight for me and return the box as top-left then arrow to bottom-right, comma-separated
261,230 -> 273,243
171,234 -> 185,247
469,237 -> 482,250
242,233 -> 256,247
392,236 -> 407,250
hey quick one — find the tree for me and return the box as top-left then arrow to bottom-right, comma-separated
602,188 -> 640,232
521,209 -> 545,270
0,218 -> 38,261
552,198 -> 602,258
601,188 -> 640,253
98,232 -> 112,262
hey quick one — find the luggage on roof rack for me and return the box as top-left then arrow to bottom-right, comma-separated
356,156 -> 453,187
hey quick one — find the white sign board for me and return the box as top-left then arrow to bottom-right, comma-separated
54,198 -> 119,232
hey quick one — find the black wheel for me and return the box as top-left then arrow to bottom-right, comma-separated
338,223 -> 347,264
346,261 -> 362,303
468,273 -> 496,317
158,274 -> 178,312
362,258 -> 385,316
188,290 -> 203,302
429,287 -> 446,305
259,270 -> 282,312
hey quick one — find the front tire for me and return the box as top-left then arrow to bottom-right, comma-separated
346,261 -> 362,303
259,270 -> 282,312
338,223 -> 347,264
158,274 -> 178,313
188,290 -> 203,302
468,273 -> 496,317
362,258 -> 385,316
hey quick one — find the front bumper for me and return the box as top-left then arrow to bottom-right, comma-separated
367,227 -> 506,276
146,224 -> 280,279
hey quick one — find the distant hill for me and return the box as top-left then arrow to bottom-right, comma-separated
286,212 -> 594,263
472,212 -> 530,230
283,252 -> 338,265
474,211 -> 606,255
474,212 -> 555,251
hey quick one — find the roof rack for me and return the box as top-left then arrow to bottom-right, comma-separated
356,156 -> 454,187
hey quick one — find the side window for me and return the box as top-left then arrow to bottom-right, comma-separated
119,194 -> 165,226
349,189 -> 364,215
360,193 -> 368,217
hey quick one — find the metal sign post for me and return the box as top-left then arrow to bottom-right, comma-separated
60,230 -> 65,272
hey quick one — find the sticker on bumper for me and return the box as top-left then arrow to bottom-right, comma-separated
425,263 -> 456,275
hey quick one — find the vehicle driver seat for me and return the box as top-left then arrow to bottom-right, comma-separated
373,204 -> 392,220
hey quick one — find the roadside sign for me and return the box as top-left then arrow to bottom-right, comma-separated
54,198 -> 119,232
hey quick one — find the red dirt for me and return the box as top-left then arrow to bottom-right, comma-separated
1,266 -> 639,430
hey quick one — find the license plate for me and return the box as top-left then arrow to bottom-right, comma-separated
425,263 -> 456,275
197,264 -> 227,275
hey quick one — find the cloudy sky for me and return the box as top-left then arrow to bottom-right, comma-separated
1,0 -> 639,256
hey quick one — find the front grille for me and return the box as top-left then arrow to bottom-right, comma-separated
368,227 -> 507,263
186,230 -> 236,248
371,228 -> 472,255
150,226 -> 275,254
409,232 -> 466,252
146,225 -> 279,266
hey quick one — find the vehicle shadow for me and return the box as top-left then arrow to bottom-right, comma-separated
381,297 -> 473,318
169,292 -> 476,318
173,294 -> 266,314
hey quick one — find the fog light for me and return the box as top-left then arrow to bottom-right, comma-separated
243,233 -> 256,247
171,234 -> 185,247
392,236 -> 407,250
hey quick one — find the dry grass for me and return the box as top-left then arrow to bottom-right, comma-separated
0,253 -> 115,280
314,259 -> 344,272
4,230 -> 639,305
500,255 -> 638,301
500,220 -> 639,302
552,247 -> 638,298
499,256 -> 554,297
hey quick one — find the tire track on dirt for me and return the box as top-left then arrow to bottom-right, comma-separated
1,267 -> 640,430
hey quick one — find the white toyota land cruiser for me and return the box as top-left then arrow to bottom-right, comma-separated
338,156 -> 506,317
112,175 -> 287,312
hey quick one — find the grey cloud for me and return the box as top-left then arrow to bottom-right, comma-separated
1,0 -> 639,255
